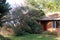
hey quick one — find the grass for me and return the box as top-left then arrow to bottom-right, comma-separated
7,34 -> 58,40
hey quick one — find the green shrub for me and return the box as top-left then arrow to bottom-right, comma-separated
0,35 -> 10,40
25,18 -> 43,34
0,35 -> 4,40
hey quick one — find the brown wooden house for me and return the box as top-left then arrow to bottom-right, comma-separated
37,13 -> 60,32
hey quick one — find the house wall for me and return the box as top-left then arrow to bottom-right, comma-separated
37,20 -> 52,31
46,21 -> 54,32
40,21 -> 58,32
47,21 -> 52,29
47,21 -> 60,32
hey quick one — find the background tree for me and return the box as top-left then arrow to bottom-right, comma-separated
0,0 -> 44,35
0,0 -> 10,26
10,5 -> 44,35
27,0 -> 60,12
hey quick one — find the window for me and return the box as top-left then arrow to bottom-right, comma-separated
52,21 -> 60,28
52,21 -> 56,28
56,21 -> 60,28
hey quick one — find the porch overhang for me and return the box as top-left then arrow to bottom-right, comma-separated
40,13 -> 60,21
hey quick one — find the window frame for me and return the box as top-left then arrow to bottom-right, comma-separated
52,21 -> 56,28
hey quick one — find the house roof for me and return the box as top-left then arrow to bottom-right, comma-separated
40,13 -> 60,20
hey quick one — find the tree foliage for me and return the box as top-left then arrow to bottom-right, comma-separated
0,0 -> 10,26
0,35 -> 10,40
0,0 -> 44,35
27,0 -> 60,12
9,6 -> 43,35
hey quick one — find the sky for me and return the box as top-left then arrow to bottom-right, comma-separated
6,0 -> 27,14
6,0 -> 27,17
6,0 -> 26,8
